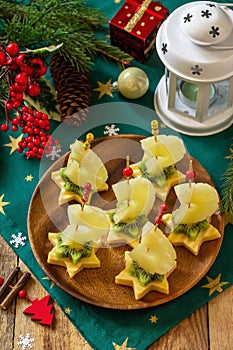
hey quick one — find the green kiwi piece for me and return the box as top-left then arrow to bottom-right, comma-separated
59,167 -> 83,196
55,233 -> 92,264
173,220 -> 210,241
128,261 -> 163,287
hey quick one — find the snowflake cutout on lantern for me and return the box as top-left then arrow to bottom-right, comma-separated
183,13 -> 193,23
104,124 -> 120,136
45,145 -> 61,161
209,26 -> 220,38
207,3 -> 216,8
191,64 -> 203,75
17,334 -> 34,350
161,43 -> 168,54
201,9 -> 212,18
10,232 -> 27,248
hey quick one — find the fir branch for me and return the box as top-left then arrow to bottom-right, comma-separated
221,141 -> 233,215
0,0 -> 133,71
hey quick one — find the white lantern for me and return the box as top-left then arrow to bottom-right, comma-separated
154,1 -> 233,136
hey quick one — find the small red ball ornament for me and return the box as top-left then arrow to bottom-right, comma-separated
122,167 -> 133,178
186,170 -> 196,181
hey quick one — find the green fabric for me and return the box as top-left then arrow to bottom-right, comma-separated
0,1 -> 233,349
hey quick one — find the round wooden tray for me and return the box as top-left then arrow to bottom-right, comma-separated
27,135 -> 224,309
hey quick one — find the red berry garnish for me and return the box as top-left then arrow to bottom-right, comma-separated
18,289 -> 27,298
155,217 -> 162,225
6,42 -> 19,57
160,203 -> 168,212
122,167 -> 133,178
0,276 -> 4,286
84,182 -> 92,191
186,170 -> 196,181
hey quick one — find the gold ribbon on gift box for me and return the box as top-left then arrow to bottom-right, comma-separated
124,0 -> 161,32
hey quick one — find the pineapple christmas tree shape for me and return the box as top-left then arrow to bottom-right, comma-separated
23,295 -> 54,326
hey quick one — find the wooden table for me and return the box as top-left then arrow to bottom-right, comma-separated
1,234 -> 233,350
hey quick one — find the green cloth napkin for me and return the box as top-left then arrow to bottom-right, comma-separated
1,1 -> 233,349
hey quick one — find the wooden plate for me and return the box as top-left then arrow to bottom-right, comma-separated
27,135 -> 224,309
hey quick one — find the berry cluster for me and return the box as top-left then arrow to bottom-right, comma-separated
16,106 -> 51,159
0,42 -> 51,159
81,182 -> 92,204
154,203 -> 168,225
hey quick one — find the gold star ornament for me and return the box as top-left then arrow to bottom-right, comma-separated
93,79 -> 114,99
112,337 -> 136,350
4,134 -> 23,154
0,194 -> 10,215
202,273 -> 229,296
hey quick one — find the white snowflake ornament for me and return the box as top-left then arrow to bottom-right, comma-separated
104,124 -> 120,136
46,145 -> 61,161
17,333 -> 34,349
10,232 -> 27,248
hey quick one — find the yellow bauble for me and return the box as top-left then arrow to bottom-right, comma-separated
117,67 -> 149,99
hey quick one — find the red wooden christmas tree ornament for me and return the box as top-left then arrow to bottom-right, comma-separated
23,295 -> 54,326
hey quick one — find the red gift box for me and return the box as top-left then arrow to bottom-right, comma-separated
109,0 -> 169,63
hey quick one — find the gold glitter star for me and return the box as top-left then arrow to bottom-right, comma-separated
4,134 -> 23,154
93,79 -> 114,99
112,337 -> 136,350
64,307 -> 72,314
0,194 -> 10,215
25,175 -> 34,182
150,315 -> 159,324
202,273 -> 229,296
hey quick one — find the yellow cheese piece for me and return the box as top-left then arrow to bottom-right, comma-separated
115,251 -> 176,300
130,164 -> 186,201
47,233 -> 100,278
163,214 -> 221,256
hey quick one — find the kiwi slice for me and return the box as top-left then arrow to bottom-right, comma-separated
173,219 -> 209,241
111,215 -> 148,237
55,233 -> 92,264
137,161 -> 177,188
59,167 -> 83,196
128,261 -> 163,287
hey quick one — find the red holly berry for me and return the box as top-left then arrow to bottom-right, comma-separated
27,83 -> 41,97
1,124 -> 9,132
6,42 -> 19,57
15,72 -> 28,85
0,276 -> 4,286
122,167 -> 133,178
18,289 -> 27,298
0,51 -> 7,65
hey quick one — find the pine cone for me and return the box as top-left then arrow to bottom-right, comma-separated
50,53 -> 92,126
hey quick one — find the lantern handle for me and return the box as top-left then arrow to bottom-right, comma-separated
216,3 -> 233,6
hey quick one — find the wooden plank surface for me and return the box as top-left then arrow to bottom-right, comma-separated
0,234 -> 233,350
